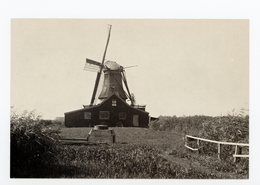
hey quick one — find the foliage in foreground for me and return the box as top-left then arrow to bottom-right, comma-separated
199,115 -> 249,143
10,110 -> 61,177
54,144 -> 219,178
198,114 -> 249,171
10,110 -> 217,178
149,113 -> 249,173
10,109 -> 248,178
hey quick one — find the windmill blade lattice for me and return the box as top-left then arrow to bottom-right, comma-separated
84,62 -> 101,72
84,58 -> 103,72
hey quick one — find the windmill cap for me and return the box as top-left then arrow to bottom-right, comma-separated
105,60 -> 123,71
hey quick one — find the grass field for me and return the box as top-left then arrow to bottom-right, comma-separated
59,127 -> 248,179
60,127 -> 183,150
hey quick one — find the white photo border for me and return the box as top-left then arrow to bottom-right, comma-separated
1,0 -> 259,184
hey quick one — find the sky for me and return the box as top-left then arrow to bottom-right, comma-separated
11,19 -> 249,119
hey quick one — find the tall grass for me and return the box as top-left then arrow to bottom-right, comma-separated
54,144 -> 219,178
198,114 -> 249,173
149,113 -> 249,175
10,109 -> 60,177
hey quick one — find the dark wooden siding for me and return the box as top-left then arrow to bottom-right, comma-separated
65,94 -> 149,127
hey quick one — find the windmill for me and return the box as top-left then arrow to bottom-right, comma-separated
84,25 -> 136,106
64,25 -> 149,128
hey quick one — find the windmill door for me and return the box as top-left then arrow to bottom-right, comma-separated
133,115 -> 139,127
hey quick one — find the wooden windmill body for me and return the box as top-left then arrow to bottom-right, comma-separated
64,25 -> 149,127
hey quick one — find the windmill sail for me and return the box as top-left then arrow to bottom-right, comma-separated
122,71 -> 134,105
94,71 -> 104,104
86,58 -> 102,67
84,58 -> 103,72
90,25 -> 112,105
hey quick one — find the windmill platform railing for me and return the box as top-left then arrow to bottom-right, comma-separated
184,134 -> 249,162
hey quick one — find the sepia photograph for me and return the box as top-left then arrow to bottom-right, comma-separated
10,19 -> 249,179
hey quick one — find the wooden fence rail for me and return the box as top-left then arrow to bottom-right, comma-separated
184,135 -> 249,162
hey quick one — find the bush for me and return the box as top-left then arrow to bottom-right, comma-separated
149,115 -> 212,135
11,109 -> 61,177
199,115 -> 249,143
149,113 -> 249,175
198,114 -> 249,170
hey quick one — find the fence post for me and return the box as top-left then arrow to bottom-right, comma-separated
197,139 -> 200,153
184,135 -> 187,145
217,143 -> 221,159
234,145 -> 238,162
86,129 -> 93,141
111,130 -> 116,143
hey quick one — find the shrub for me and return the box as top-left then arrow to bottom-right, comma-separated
198,114 -> 249,170
149,115 -> 212,134
149,113 -> 249,175
10,109 -> 60,177
199,115 -> 249,142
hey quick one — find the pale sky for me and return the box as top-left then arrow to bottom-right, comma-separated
11,19 -> 249,119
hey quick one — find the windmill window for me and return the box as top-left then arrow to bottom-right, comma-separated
119,112 -> 126,120
112,100 -> 117,106
99,111 -> 110,120
84,112 -> 91,119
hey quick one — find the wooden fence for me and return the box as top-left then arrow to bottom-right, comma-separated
184,135 -> 249,162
